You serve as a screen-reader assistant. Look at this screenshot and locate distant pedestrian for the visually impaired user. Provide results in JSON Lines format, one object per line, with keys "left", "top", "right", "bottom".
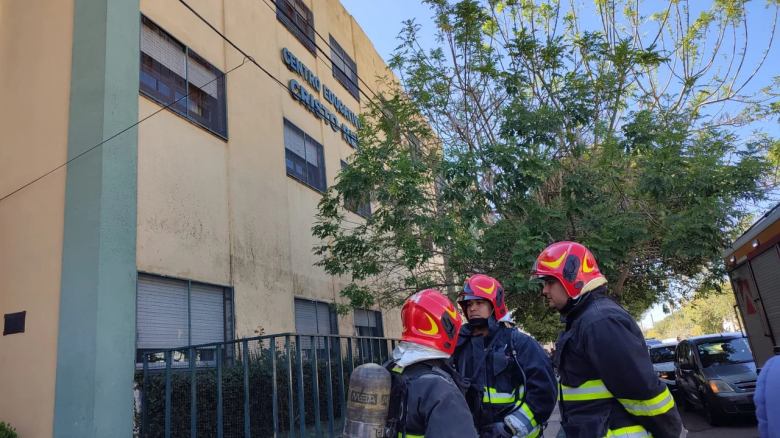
{"left": 756, "top": 355, "right": 780, "bottom": 438}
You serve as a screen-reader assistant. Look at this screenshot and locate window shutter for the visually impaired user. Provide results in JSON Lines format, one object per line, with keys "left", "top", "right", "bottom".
{"left": 294, "top": 299, "right": 319, "bottom": 335}
{"left": 305, "top": 137, "right": 320, "bottom": 165}
{"left": 316, "top": 303, "right": 334, "bottom": 335}
{"left": 141, "top": 19, "right": 186, "bottom": 78}
{"left": 284, "top": 120, "right": 306, "bottom": 158}
{"left": 136, "top": 274, "right": 189, "bottom": 350}
{"left": 190, "top": 282, "right": 225, "bottom": 346}
{"left": 187, "top": 53, "right": 219, "bottom": 99}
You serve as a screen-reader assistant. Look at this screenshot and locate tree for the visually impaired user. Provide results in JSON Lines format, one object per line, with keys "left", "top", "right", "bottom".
{"left": 313, "top": 0, "right": 779, "bottom": 341}
{"left": 648, "top": 287, "right": 739, "bottom": 340}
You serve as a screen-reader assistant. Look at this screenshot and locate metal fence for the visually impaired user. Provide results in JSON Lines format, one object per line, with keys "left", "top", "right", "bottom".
{"left": 136, "top": 333, "right": 399, "bottom": 438}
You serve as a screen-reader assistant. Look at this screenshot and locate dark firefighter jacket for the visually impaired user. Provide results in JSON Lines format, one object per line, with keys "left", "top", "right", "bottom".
{"left": 453, "top": 319, "right": 558, "bottom": 438}
{"left": 391, "top": 359, "right": 478, "bottom": 438}
{"left": 553, "top": 286, "right": 686, "bottom": 438}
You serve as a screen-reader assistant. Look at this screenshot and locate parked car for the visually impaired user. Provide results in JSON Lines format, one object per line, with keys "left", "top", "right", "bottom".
{"left": 674, "top": 333, "right": 757, "bottom": 426}
{"left": 645, "top": 337, "right": 662, "bottom": 347}
{"left": 649, "top": 341, "right": 678, "bottom": 393}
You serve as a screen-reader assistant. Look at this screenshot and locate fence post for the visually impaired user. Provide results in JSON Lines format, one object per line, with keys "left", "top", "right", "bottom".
{"left": 217, "top": 346, "right": 224, "bottom": 438}
{"left": 271, "top": 337, "right": 279, "bottom": 437}
{"left": 165, "top": 351, "right": 172, "bottom": 438}
{"left": 325, "top": 336, "right": 335, "bottom": 437}
{"left": 190, "top": 347, "right": 197, "bottom": 438}
{"left": 347, "top": 337, "right": 354, "bottom": 374}
{"left": 142, "top": 354, "right": 148, "bottom": 438}
{"left": 286, "top": 336, "right": 294, "bottom": 435}
{"left": 311, "top": 336, "right": 321, "bottom": 437}
{"left": 296, "top": 335, "right": 306, "bottom": 436}
{"left": 243, "top": 340, "right": 251, "bottom": 438}
{"left": 337, "top": 338, "right": 346, "bottom": 425}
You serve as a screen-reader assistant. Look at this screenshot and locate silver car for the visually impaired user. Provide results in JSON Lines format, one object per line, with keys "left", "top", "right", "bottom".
{"left": 650, "top": 341, "right": 679, "bottom": 393}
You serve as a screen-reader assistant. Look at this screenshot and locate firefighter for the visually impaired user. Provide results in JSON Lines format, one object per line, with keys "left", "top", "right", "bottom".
{"left": 453, "top": 274, "right": 558, "bottom": 438}
{"left": 386, "top": 289, "right": 478, "bottom": 438}
{"left": 531, "top": 241, "right": 686, "bottom": 438}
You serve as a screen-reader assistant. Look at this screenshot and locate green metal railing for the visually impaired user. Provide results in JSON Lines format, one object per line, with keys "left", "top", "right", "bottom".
{"left": 136, "top": 333, "right": 398, "bottom": 437}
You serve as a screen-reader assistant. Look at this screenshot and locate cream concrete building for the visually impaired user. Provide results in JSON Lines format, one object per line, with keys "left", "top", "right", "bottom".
{"left": 0, "top": 0, "right": 401, "bottom": 436}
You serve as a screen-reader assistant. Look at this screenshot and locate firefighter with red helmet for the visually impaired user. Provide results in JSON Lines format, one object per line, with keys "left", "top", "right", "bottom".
{"left": 385, "top": 289, "right": 478, "bottom": 438}
{"left": 531, "top": 242, "right": 686, "bottom": 438}
{"left": 453, "top": 275, "right": 558, "bottom": 438}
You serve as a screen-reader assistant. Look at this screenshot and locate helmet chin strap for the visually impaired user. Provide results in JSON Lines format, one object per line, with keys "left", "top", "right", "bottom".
{"left": 468, "top": 309, "right": 495, "bottom": 327}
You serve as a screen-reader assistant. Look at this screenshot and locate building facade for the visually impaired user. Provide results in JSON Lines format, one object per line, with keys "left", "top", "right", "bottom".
{"left": 0, "top": 0, "right": 400, "bottom": 436}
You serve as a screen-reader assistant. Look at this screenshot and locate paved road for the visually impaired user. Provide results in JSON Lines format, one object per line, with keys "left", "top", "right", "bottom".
{"left": 680, "top": 409, "right": 758, "bottom": 438}
{"left": 542, "top": 404, "right": 758, "bottom": 437}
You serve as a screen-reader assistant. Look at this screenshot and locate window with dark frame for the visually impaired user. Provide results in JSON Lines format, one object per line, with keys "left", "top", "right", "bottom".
{"left": 284, "top": 119, "right": 327, "bottom": 192}
{"left": 329, "top": 34, "right": 360, "bottom": 101}
{"left": 140, "top": 16, "right": 228, "bottom": 139}
{"left": 340, "top": 161, "right": 371, "bottom": 218}
{"left": 135, "top": 273, "right": 234, "bottom": 368}
{"left": 276, "top": 0, "right": 316, "bottom": 54}
{"left": 294, "top": 298, "right": 339, "bottom": 361}
{"left": 354, "top": 308, "right": 387, "bottom": 363}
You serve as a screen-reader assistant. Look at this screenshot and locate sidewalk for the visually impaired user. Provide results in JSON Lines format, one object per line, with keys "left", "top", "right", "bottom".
{"left": 543, "top": 403, "right": 561, "bottom": 437}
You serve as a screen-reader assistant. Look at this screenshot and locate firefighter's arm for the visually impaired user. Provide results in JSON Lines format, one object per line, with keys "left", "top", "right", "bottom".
{"left": 584, "top": 318, "right": 686, "bottom": 438}
{"left": 504, "top": 332, "right": 558, "bottom": 437}
{"left": 422, "top": 377, "right": 478, "bottom": 438}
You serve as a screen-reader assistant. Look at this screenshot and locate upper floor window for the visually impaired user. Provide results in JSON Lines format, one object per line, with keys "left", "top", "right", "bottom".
{"left": 284, "top": 119, "right": 326, "bottom": 192}
{"left": 330, "top": 35, "right": 359, "bottom": 101}
{"left": 140, "top": 16, "right": 228, "bottom": 139}
{"left": 276, "top": 0, "right": 316, "bottom": 54}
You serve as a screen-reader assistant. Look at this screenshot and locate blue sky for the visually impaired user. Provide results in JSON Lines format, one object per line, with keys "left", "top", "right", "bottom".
{"left": 341, "top": 0, "right": 780, "bottom": 330}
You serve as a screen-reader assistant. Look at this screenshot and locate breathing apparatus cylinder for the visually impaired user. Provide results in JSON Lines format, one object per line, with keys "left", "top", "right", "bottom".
{"left": 343, "top": 363, "right": 392, "bottom": 438}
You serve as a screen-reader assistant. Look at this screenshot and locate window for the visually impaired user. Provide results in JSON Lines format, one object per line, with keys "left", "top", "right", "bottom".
{"left": 696, "top": 338, "right": 753, "bottom": 368}
{"left": 294, "top": 298, "right": 338, "bottom": 360}
{"left": 135, "top": 274, "right": 234, "bottom": 367}
{"left": 649, "top": 346, "right": 677, "bottom": 364}
{"left": 329, "top": 35, "right": 359, "bottom": 101}
{"left": 140, "top": 16, "right": 228, "bottom": 139}
{"left": 354, "top": 308, "right": 387, "bottom": 363}
{"left": 276, "top": 0, "right": 316, "bottom": 54}
{"left": 285, "top": 119, "right": 326, "bottom": 192}
{"left": 340, "top": 161, "right": 371, "bottom": 218}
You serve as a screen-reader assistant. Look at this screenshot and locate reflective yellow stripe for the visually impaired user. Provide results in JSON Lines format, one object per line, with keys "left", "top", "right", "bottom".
{"left": 398, "top": 434, "right": 424, "bottom": 438}
{"left": 483, "top": 386, "right": 524, "bottom": 404}
{"left": 516, "top": 401, "right": 537, "bottom": 427}
{"left": 560, "top": 379, "right": 613, "bottom": 401}
{"left": 604, "top": 425, "right": 651, "bottom": 437}
{"left": 392, "top": 367, "right": 403, "bottom": 374}
{"left": 525, "top": 426, "right": 541, "bottom": 438}
{"left": 618, "top": 387, "right": 675, "bottom": 417}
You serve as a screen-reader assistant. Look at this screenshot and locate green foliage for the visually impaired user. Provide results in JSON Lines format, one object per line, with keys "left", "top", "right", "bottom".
{"left": 0, "top": 422, "right": 18, "bottom": 438}
{"left": 646, "top": 286, "right": 740, "bottom": 340}
{"left": 313, "top": 0, "right": 779, "bottom": 342}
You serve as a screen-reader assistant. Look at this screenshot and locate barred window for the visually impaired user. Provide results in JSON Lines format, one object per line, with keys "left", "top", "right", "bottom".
{"left": 140, "top": 16, "right": 228, "bottom": 138}
{"left": 285, "top": 119, "right": 326, "bottom": 192}
{"left": 276, "top": 0, "right": 316, "bottom": 54}
{"left": 330, "top": 34, "right": 359, "bottom": 101}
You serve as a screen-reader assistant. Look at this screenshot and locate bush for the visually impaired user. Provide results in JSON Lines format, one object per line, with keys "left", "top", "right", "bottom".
{"left": 0, "top": 422, "right": 18, "bottom": 438}
{"left": 134, "top": 345, "right": 375, "bottom": 438}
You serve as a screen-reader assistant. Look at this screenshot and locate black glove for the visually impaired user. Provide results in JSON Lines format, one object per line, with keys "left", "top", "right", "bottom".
{"left": 480, "top": 422, "right": 514, "bottom": 438}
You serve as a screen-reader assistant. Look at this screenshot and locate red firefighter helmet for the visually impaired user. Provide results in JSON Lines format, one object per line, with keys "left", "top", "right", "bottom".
{"left": 530, "top": 241, "right": 605, "bottom": 299}
{"left": 401, "top": 289, "right": 462, "bottom": 355}
{"left": 456, "top": 274, "right": 508, "bottom": 320}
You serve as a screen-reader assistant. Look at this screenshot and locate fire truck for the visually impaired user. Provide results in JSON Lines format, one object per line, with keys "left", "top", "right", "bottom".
{"left": 724, "top": 203, "right": 780, "bottom": 369}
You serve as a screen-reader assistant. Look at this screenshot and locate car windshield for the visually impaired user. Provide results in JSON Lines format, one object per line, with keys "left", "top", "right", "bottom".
{"left": 696, "top": 338, "right": 753, "bottom": 368}
{"left": 650, "top": 346, "right": 676, "bottom": 364}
